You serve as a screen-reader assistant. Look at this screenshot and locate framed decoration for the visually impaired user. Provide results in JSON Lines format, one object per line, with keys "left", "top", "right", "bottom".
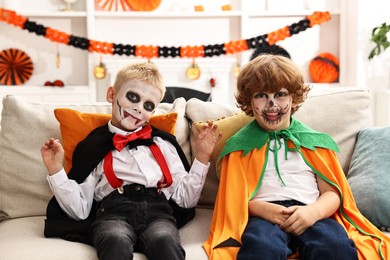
{"left": 0, "top": 48, "right": 34, "bottom": 85}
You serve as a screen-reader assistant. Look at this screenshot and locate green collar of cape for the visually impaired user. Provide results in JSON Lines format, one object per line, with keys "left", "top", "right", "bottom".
{"left": 219, "top": 118, "right": 339, "bottom": 159}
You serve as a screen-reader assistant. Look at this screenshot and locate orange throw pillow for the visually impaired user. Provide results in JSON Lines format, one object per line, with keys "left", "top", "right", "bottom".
{"left": 54, "top": 108, "right": 178, "bottom": 173}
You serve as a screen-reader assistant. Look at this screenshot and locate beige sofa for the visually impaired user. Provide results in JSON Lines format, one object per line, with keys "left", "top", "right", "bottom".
{"left": 0, "top": 87, "right": 389, "bottom": 260}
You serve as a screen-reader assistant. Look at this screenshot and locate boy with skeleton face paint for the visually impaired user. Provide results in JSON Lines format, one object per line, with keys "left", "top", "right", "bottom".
{"left": 204, "top": 55, "right": 390, "bottom": 259}
{"left": 41, "top": 62, "right": 222, "bottom": 260}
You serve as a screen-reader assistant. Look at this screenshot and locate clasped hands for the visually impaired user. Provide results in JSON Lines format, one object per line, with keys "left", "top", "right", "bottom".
{"left": 249, "top": 200, "right": 320, "bottom": 236}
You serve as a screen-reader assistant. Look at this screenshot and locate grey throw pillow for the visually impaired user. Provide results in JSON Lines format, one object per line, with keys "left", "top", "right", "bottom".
{"left": 348, "top": 126, "right": 390, "bottom": 230}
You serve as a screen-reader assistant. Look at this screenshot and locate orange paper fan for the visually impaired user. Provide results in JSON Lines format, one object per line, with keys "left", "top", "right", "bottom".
{"left": 95, "top": 0, "right": 132, "bottom": 11}
{"left": 0, "top": 48, "right": 34, "bottom": 85}
{"left": 126, "top": 0, "right": 161, "bottom": 11}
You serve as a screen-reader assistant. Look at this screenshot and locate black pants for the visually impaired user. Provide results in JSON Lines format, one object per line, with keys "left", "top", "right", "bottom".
{"left": 90, "top": 184, "right": 185, "bottom": 260}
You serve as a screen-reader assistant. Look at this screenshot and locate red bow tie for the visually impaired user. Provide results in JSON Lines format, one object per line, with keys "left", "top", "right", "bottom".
{"left": 113, "top": 125, "right": 152, "bottom": 151}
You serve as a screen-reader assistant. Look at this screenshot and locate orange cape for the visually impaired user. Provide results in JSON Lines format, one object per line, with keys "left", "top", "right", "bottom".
{"left": 203, "top": 141, "right": 390, "bottom": 260}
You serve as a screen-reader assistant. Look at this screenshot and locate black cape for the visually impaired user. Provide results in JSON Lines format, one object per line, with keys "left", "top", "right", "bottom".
{"left": 44, "top": 124, "right": 194, "bottom": 245}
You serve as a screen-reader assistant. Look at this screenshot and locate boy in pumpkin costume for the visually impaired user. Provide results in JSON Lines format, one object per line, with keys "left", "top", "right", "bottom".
{"left": 41, "top": 62, "right": 222, "bottom": 260}
{"left": 203, "top": 54, "right": 390, "bottom": 259}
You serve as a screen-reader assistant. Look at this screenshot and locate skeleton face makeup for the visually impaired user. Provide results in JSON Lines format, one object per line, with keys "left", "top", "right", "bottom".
{"left": 251, "top": 88, "right": 295, "bottom": 132}
{"left": 107, "top": 79, "right": 161, "bottom": 131}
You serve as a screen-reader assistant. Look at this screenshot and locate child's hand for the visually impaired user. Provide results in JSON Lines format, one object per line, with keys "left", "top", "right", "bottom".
{"left": 194, "top": 121, "right": 222, "bottom": 165}
{"left": 40, "top": 138, "right": 65, "bottom": 176}
{"left": 248, "top": 200, "right": 290, "bottom": 225}
{"left": 279, "top": 205, "right": 319, "bottom": 236}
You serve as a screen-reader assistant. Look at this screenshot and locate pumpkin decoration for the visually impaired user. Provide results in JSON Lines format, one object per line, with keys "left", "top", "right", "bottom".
{"left": 44, "top": 80, "right": 64, "bottom": 87}
{"left": 94, "top": 55, "right": 106, "bottom": 79}
{"left": 221, "top": 4, "right": 232, "bottom": 11}
{"left": 194, "top": 5, "right": 205, "bottom": 12}
{"left": 0, "top": 48, "right": 34, "bottom": 85}
{"left": 94, "top": 62, "right": 106, "bottom": 79}
{"left": 126, "top": 0, "right": 161, "bottom": 11}
{"left": 309, "top": 52, "right": 339, "bottom": 83}
{"left": 186, "top": 61, "right": 201, "bottom": 80}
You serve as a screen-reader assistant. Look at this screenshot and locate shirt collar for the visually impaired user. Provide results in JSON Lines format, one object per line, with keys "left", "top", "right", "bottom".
{"left": 108, "top": 120, "right": 143, "bottom": 136}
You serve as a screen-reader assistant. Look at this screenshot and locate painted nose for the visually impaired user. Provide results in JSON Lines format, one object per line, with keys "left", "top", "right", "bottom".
{"left": 268, "top": 99, "right": 275, "bottom": 107}
{"left": 132, "top": 104, "right": 142, "bottom": 113}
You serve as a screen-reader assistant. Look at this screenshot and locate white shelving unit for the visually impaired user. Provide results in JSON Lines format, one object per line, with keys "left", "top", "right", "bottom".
{"left": 0, "top": 0, "right": 347, "bottom": 105}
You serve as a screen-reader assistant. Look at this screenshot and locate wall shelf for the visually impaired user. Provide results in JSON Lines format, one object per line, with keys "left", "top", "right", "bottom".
{"left": 247, "top": 10, "right": 341, "bottom": 17}
{"left": 93, "top": 11, "right": 243, "bottom": 18}
{"left": 19, "top": 11, "right": 87, "bottom": 17}
{"left": 0, "top": 85, "right": 92, "bottom": 104}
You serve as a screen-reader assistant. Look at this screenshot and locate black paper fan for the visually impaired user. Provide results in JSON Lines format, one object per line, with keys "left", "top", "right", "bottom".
{"left": 0, "top": 48, "right": 34, "bottom": 85}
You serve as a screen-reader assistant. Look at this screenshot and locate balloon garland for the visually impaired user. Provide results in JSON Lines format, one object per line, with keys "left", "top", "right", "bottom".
{"left": 0, "top": 8, "right": 331, "bottom": 60}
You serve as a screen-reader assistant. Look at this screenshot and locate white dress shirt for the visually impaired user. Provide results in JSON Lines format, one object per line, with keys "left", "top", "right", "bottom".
{"left": 47, "top": 121, "right": 210, "bottom": 220}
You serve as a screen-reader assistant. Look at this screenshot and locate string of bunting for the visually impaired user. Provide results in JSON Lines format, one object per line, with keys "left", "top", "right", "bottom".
{"left": 0, "top": 8, "right": 331, "bottom": 60}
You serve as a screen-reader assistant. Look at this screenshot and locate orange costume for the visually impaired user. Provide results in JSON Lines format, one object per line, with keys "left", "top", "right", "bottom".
{"left": 203, "top": 119, "right": 390, "bottom": 260}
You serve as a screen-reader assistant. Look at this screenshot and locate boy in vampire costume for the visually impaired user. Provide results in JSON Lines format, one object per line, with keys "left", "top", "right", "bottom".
{"left": 203, "top": 55, "right": 390, "bottom": 259}
{"left": 41, "top": 62, "right": 222, "bottom": 260}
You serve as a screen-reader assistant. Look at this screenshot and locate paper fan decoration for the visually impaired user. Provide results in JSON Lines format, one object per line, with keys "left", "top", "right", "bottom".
{"left": 126, "top": 0, "right": 161, "bottom": 11}
{"left": 95, "top": 0, "right": 132, "bottom": 11}
{"left": 0, "top": 48, "right": 34, "bottom": 85}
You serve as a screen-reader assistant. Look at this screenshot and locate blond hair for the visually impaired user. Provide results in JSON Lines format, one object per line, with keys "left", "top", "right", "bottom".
{"left": 236, "top": 54, "right": 310, "bottom": 116}
{"left": 113, "top": 62, "right": 166, "bottom": 101}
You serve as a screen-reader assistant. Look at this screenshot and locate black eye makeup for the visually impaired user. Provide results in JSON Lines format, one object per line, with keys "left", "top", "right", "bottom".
{"left": 144, "top": 102, "right": 155, "bottom": 112}
{"left": 254, "top": 92, "right": 268, "bottom": 99}
{"left": 125, "top": 90, "right": 155, "bottom": 112}
{"left": 275, "top": 91, "right": 289, "bottom": 98}
{"left": 126, "top": 91, "right": 140, "bottom": 103}
{"left": 253, "top": 91, "right": 289, "bottom": 100}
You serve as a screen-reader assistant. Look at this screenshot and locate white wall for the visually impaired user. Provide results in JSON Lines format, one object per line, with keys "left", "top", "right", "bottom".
{"left": 355, "top": 0, "right": 390, "bottom": 89}
{"left": 351, "top": 0, "right": 390, "bottom": 125}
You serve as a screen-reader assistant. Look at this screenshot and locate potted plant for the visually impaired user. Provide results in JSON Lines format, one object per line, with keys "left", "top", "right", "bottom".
{"left": 368, "top": 22, "right": 390, "bottom": 60}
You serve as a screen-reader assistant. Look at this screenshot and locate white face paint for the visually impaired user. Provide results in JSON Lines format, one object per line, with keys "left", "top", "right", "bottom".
{"left": 251, "top": 88, "right": 295, "bottom": 132}
{"left": 107, "top": 79, "right": 161, "bottom": 131}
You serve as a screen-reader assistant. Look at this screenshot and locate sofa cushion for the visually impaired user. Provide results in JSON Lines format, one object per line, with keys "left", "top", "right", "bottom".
{"left": 0, "top": 95, "right": 188, "bottom": 221}
{"left": 186, "top": 87, "right": 372, "bottom": 208}
{"left": 158, "top": 98, "right": 191, "bottom": 163}
{"left": 0, "top": 217, "right": 99, "bottom": 259}
{"left": 54, "top": 108, "right": 178, "bottom": 173}
{"left": 294, "top": 87, "right": 372, "bottom": 174}
{"left": 0, "top": 208, "right": 212, "bottom": 260}
{"left": 347, "top": 126, "right": 390, "bottom": 229}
